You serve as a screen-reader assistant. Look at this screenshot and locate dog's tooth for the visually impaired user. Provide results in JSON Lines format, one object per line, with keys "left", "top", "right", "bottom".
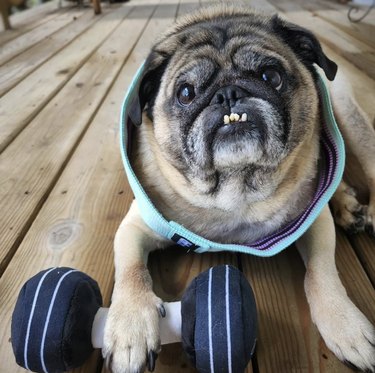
{"left": 224, "top": 115, "right": 230, "bottom": 124}
{"left": 241, "top": 113, "right": 247, "bottom": 122}
{"left": 229, "top": 113, "right": 235, "bottom": 122}
{"left": 234, "top": 113, "right": 240, "bottom": 122}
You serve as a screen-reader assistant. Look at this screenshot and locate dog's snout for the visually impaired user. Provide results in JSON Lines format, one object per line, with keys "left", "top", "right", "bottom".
{"left": 210, "top": 85, "right": 248, "bottom": 107}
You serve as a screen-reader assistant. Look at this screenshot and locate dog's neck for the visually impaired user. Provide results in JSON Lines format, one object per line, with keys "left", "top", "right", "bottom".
{"left": 132, "top": 115, "right": 320, "bottom": 244}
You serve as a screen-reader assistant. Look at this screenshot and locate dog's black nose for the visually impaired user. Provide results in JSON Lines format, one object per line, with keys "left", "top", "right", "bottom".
{"left": 210, "top": 85, "right": 248, "bottom": 107}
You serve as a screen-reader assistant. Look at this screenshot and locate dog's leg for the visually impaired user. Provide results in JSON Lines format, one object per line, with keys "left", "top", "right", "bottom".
{"left": 330, "top": 74, "right": 375, "bottom": 235}
{"left": 103, "top": 200, "right": 170, "bottom": 373}
{"left": 297, "top": 205, "right": 375, "bottom": 371}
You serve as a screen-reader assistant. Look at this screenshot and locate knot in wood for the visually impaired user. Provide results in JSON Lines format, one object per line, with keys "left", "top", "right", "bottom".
{"left": 48, "top": 220, "right": 82, "bottom": 250}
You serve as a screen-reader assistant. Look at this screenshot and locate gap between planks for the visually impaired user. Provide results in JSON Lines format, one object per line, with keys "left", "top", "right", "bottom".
{"left": 0, "top": 8, "right": 106, "bottom": 98}
{"left": 0, "top": 4, "right": 131, "bottom": 153}
{"left": 267, "top": 0, "right": 375, "bottom": 80}
{"left": 0, "top": 7, "right": 88, "bottom": 66}
{"left": 0, "top": 0, "right": 374, "bottom": 372}
{"left": 0, "top": 0, "right": 60, "bottom": 43}
{"left": 0, "top": 1, "right": 177, "bottom": 372}
{"left": 0, "top": 3, "right": 150, "bottom": 273}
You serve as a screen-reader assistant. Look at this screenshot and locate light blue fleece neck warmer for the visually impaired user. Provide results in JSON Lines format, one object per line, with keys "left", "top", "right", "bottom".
{"left": 120, "top": 63, "right": 345, "bottom": 257}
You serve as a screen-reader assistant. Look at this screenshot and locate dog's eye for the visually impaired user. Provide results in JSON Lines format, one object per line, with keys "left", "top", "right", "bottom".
{"left": 261, "top": 69, "right": 282, "bottom": 90}
{"left": 177, "top": 83, "right": 196, "bottom": 106}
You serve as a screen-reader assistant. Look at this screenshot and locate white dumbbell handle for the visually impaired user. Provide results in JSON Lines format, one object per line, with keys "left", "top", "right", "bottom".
{"left": 91, "top": 302, "right": 182, "bottom": 349}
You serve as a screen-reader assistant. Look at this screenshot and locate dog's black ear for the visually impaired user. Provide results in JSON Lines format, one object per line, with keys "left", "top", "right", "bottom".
{"left": 271, "top": 15, "right": 337, "bottom": 81}
{"left": 128, "top": 50, "right": 171, "bottom": 126}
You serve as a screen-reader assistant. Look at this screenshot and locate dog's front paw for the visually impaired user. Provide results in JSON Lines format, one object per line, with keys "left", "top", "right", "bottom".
{"left": 313, "top": 297, "right": 375, "bottom": 372}
{"left": 331, "top": 184, "right": 366, "bottom": 234}
{"left": 103, "top": 291, "right": 165, "bottom": 373}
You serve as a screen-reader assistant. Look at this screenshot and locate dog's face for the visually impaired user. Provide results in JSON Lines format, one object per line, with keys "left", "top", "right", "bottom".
{"left": 129, "top": 5, "right": 337, "bottom": 205}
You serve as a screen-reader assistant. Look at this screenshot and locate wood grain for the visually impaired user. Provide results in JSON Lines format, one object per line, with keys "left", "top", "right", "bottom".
{"left": 335, "top": 230, "right": 375, "bottom": 324}
{"left": 0, "top": 0, "right": 59, "bottom": 37}
{"left": 0, "top": 4, "right": 159, "bottom": 371}
{"left": 0, "top": 7, "right": 86, "bottom": 66}
{"left": 346, "top": 232, "right": 375, "bottom": 287}
{"left": 268, "top": 0, "right": 375, "bottom": 79}
{"left": 241, "top": 249, "right": 356, "bottom": 373}
{"left": 0, "top": 0, "right": 373, "bottom": 372}
{"left": 0, "top": 3, "right": 147, "bottom": 273}
{"left": 293, "top": 0, "right": 375, "bottom": 49}
{"left": 0, "top": 9, "right": 104, "bottom": 97}
{"left": 314, "top": 10, "right": 374, "bottom": 49}
{"left": 0, "top": 5, "right": 132, "bottom": 153}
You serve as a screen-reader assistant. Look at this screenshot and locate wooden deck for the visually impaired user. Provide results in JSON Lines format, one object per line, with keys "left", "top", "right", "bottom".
{"left": 0, "top": 0, "right": 374, "bottom": 372}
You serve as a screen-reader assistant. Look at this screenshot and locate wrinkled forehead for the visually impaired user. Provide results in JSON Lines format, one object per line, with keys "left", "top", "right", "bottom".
{"left": 175, "top": 16, "right": 274, "bottom": 49}
{"left": 164, "top": 17, "right": 294, "bottom": 84}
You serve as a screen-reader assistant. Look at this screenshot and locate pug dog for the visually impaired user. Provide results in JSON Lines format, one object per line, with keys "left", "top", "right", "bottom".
{"left": 103, "top": 4, "right": 375, "bottom": 373}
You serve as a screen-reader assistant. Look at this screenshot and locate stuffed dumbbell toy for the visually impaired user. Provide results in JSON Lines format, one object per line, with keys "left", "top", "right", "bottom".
{"left": 11, "top": 265, "right": 257, "bottom": 373}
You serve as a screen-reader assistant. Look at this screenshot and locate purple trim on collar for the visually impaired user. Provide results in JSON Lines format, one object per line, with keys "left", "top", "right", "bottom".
{"left": 248, "top": 120, "right": 338, "bottom": 251}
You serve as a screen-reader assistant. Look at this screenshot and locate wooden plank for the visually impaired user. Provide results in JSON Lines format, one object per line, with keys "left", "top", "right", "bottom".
{"left": 314, "top": 9, "right": 374, "bottom": 49}
{"left": 241, "top": 249, "right": 358, "bottom": 372}
{"left": 322, "top": 44, "right": 375, "bottom": 118}
{"left": 291, "top": 0, "right": 341, "bottom": 12}
{"left": 0, "top": 10, "right": 62, "bottom": 46}
{"left": 0, "top": 7, "right": 87, "bottom": 66}
{"left": 0, "top": 2, "right": 113, "bottom": 47}
{"left": 318, "top": 0, "right": 375, "bottom": 23}
{"left": 293, "top": 0, "right": 375, "bottom": 49}
{"left": 0, "top": 5, "right": 130, "bottom": 153}
{"left": 242, "top": 250, "right": 315, "bottom": 372}
{"left": 248, "top": 0, "right": 278, "bottom": 13}
{"left": 0, "top": 10, "right": 104, "bottom": 97}
{"left": 348, "top": 233, "right": 375, "bottom": 286}
{"left": 177, "top": 0, "right": 200, "bottom": 17}
{"left": 0, "top": 3, "right": 159, "bottom": 371}
{"left": 336, "top": 230, "right": 375, "bottom": 322}
{"left": 267, "top": 0, "right": 375, "bottom": 79}
{"left": 198, "top": 0, "right": 215, "bottom": 7}
{"left": 0, "top": 3, "right": 149, "bottom": 274}
{"left": 0, "top": 0, "right": 59, "bottom": 34}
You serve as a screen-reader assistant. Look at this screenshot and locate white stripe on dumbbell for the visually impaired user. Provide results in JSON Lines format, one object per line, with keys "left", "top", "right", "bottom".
{"left": 24, "top": 267, "right": 56, "bottom": 371}
{"left": 40, "top": 269, "right": 78, "bottom": 373}
{"left": 225, "top": 265, "right": 232, "bottom": 373}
